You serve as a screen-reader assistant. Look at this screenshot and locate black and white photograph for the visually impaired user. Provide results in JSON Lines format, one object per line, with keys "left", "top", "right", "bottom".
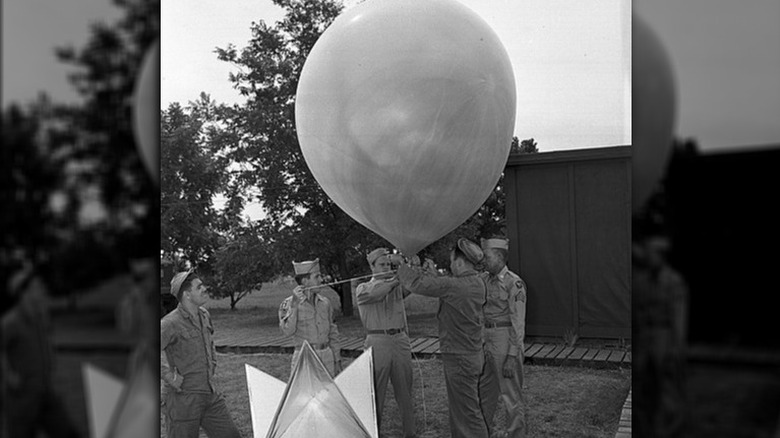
{"left": 160, "top": 0, "right": 630, "bottom": 437}
{"left": 4, "top": 0, "right": 780, "bottom": 437}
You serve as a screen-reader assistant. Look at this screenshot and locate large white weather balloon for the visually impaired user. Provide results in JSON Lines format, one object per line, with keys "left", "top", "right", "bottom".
{"left": 132, "top": 39, "right": 160, "bottom": 185}
{"left": 632, "top": 15, "right": 677, "bottom": 212}
{"left": 296, "top": 0, "right": 516, "bottom": 255}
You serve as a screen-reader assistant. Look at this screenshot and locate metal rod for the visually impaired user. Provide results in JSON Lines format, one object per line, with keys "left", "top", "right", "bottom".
{"left": 302, "top": 270, "right": 398, "bottom": 290}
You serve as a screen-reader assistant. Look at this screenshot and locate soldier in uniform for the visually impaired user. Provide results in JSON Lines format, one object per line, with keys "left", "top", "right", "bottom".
{"left": 633, "top": 235, "right": 688, "bottom": 438}
{"left": 356, "top": 248, "right": 416, "bottom": 438}
{"left": 279, "top": 258, "right": 342, "bottom": 375}
{"left": 161, "top": 270, "right": 243, "bottom": 438}
{"left": 1, "top": 264, "right": 79, "bottom": 438}
{"left": 392, "top": 238, "right": 492, "bottom": 438}
{"left": 480, "top": 237, "right": 528, "bottom": 438}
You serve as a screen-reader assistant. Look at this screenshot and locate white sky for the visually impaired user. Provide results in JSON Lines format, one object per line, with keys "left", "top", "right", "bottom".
{"left": 2, "top": 0, "right": 123, "bottom": 106}
{"left": 5, "top": 0, "right": 777, "bottom": 222}
{"left": 161, "top": 0, "right": 631, "bottom": 152}
{"left": 634, "top": 0, "right": 780, "bottom": 151}
{"left": 5, "top": 0, "right": 776, "bottom": 153}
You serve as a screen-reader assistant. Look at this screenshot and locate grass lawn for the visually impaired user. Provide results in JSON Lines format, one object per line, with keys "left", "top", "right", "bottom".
{"left": 182, "top": 279, "right": 631, "bottom": 437}
{"left": 157, "top": 352, "right": 629, "bottom": 438}
{"left": 682, "top": 362, "right": 780, "bottom": 437}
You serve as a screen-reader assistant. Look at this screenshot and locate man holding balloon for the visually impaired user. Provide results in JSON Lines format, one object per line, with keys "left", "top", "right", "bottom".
{"left": 391, "top": 238, "right": 493, "bottom": 438}
{"left": 356, "top": 247, "right": 417, "bottom": 438}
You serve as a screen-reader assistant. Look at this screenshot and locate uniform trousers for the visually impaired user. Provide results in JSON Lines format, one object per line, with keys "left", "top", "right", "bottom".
{"left": 3, "top": 387, "right": 79, "bottom": 438}
{"left": 440, "top": 351, "right": 493, "bottom": 438}
{"left": 482, "top": 327, "right": 527, "bottom": 438}
{"left": 365, "top": 332, "right": 416, "bottom": 437}
{"left": 634, "top": 328, "right": 686, "bottom": 438}
{"left": 164, "top": 390, "right": 242, "bottom": 438}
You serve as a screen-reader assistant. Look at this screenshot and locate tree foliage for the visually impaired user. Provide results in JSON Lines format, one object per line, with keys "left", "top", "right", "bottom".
{"left": 513, "top": 137, "right": 539, "bottom": 154}
{"left": 161, "top": 96, "right": 230, "bottom": 268}
{"left": 54, "top": 0, "right": 159, "bottom": 241}
{"left": 209, "top": 221, "right": 282, "bottom": 309}
{"left": 214, "top": 0, "right": 390, "bottom": 289}
{"left": 1, "top": 102, "right": 62, "bottom": 305}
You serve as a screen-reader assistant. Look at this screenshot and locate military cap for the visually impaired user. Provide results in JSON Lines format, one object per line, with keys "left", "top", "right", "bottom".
{"left": 457, "top": 238, "right": 484, "bottom": 265}
{"left": 367, "top": 248, "right": 390, "bottom": 266}
{"left": 170, "top": 269, "right": 194, "bottom": 297}
{"left": 293, "top": 258, "right": 320, "bottom": 275}
{"left": 481, "top": 237, "right": 509, "bottom": 250}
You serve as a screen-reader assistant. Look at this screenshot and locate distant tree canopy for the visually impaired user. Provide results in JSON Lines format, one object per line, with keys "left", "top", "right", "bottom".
{"left": 1, "top": 103, "right": 61, "bottom": 304}
{"left": 512, "top": 137, "right": 539, "bottom": 154}
{"left": 1, "top": 0, "right": 159, "bottom": 305}
{"left": 161, "top": 96, "right": 230, "bottom": 269}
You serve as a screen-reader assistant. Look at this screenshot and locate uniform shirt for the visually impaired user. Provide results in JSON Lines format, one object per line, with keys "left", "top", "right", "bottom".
{"left": 482, "top": 266, "right": 527, "bottom": 356}
{"left": 397, "top": 264, "right": 485, "bottom": 354}
{"left": 279, "top": 293, "right": 340, "bottom": 352}
{"left": 160, "top": 304, "right": 217, "bottom": 393}
{"left": 1, "top": 305, "right": 53, "bottom": 394}
{"left": 356, "top": 277, "right": 409, "bottom": 331}
{"left": 634, "top": 264, "right": 687, "bottom": 338}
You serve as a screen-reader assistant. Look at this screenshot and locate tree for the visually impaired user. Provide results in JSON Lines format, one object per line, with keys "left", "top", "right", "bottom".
{"left": 161, "top": 97, "right": 230, "bottom": 268}
{"left": 516, "top": 137, "right": 539, "bottom": 154}
{"left": 54, "top": 0, "right": 160, "bottom": 251}
{"left": 1, "top": 102, "right": 63, "bottom": 307}
{"left": 209, "top": 221, "right": 282, "bottom": 310}
{"left": 215, "top": 0, "right": 390, "bottom": 315}
{"left": 2, "top": 0, "right": 160, "bottom": 309}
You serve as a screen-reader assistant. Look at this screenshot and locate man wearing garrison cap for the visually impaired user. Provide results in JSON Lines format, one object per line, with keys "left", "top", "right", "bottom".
{"left": 2, "top": 263, "right": 80, "bottom": 438}
{"left": 279, "top": 258, "right": 342, "bottom": 375}
{"left": 391, "top": 238, "right": 493, "bottom": 438}
{"left": 479, "top": 237, "right": 528, "bottom": 438}
{"left": 356, "top": 248, "right": 416, "bottom": 438}
{"left": 160, "top": 270, "right": 242, "bottom": 438}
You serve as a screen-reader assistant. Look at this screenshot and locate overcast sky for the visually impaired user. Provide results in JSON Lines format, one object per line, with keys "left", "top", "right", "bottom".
{"left": 2, "top": 0, "right": 123, "bottom": 106}
{"left": 634, "top": 0, "right": 780, "bottom": 151}
{"left": 5, "top": 0, "right": 777, "bottom": 153}
{"left": 161, "top": 0, "right": 631, "bottom": 152}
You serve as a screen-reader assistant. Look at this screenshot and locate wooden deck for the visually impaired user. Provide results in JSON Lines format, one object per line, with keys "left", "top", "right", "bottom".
{"left": 214, "top": 331, "right": 631, "bottom": 368}
{"left": 614, "top": 389, "right": 632, "bottom": 437}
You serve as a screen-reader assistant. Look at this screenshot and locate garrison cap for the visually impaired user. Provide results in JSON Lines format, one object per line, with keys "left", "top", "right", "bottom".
{"left": 293, "top": 258, "right": 320, "bottom": 275}
{"left": 170, "top": 269, "right": 194, "bottom": 297}
{"left": 457, "top": 238, "right": 484, "bottom": 265}
{"left": 367, "top": 248, "right": 390, "bottom": 266}
{"left": 481, "top": 237, "right": 509, "bottom": 251}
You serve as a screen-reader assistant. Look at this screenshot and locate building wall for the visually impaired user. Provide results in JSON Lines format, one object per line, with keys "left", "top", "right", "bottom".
{"left": 505, "top": 146, "right": 631, "bottom": 339}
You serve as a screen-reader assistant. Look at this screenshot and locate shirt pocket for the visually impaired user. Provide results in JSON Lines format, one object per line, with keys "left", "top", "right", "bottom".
{"left": 297, "top": 305, "right": 316, "bottom": 321}
{"left": 296, "top": 305, "right": 317, "bottom": 335}
{"left": 497, "top": 286, "right": 510, "bottom": 302}
{"left": 174, "top": 329, "right": 202, "bottom": 369}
